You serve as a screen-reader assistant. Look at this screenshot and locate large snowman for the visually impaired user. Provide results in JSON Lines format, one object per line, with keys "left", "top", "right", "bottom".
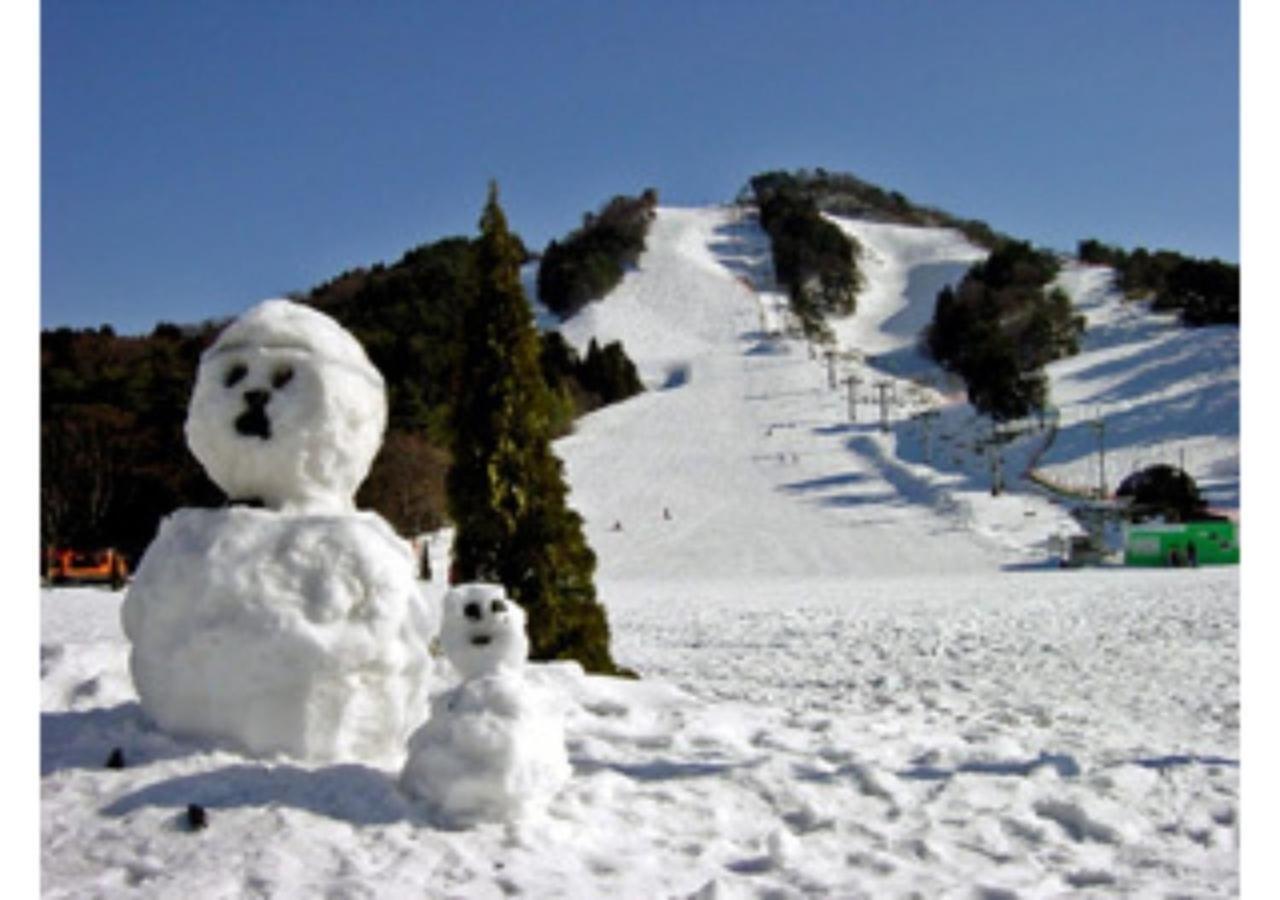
{"left": 122, "top": 299, "right": 438, "bottom": 764}
{"left": 400, "top": 584, "right": 570, "bottom": 825}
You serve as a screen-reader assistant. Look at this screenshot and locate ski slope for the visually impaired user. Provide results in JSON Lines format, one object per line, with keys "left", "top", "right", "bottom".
{"left": 1037, "top": 264, "right": 1240, "bottom": 510}
{"left": 554, "top": 207, "right": 1040, "bottom": 580}
{"left": 825, "top": 215, "right": 1240, "bottom": 516}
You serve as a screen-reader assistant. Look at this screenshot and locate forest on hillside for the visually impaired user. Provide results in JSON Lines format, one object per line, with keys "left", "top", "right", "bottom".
{"left": 1077, "top": 238, "right": 1238, "bottom": 326}
{"left": 537, "top": 189, "right": 659, "bottom": 319}
{"left": 747, "top": 173, "right": 864, "bottom": 343}
{"left": 743, "top": 169, "right": 1009, "bottom": 251}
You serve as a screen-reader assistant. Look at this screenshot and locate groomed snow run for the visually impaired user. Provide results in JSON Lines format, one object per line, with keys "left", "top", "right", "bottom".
{"left": 41, "top": 206, "right": 1240, "bottom": 896}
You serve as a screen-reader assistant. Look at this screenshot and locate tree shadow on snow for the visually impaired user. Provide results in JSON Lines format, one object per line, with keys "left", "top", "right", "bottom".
{"left": 780, "top": 472, "right": 872, "bottom": 493}
{"left": 811, "top": 423, "right": 861, "bottom": 437}
{"left": 840, "top": 435, "right": 964, "bottom": 508}
{"left": 862, "top": 343, "right": 939, "bottom": 382}
{"left": 744, "top": 338, "right": 792, "bottom": 357}
{"left": 804, "top": 492, "right": 900, "bottom": 511}
{"left": 707, "top": 219, "right": 773, "bottom": 286}
{"left": 1043, "top": 383, "right": 1239, "bottom": 470}
{"left": 1066, "top": 325, "right": 1236, "bottom": 399}
{"left": 1000, "top": 560, "right": 1074, "bottom": 573}
{"left": 1073, "top": 308, "right": 1174, "bottom": 356}
{"left": 100, "top": 762, "right": 419, "bottom": 827}
{"left": 706, "top": 241, "right": 764, "bottom": 283}
{"left": 40, "top": 703, "right": 204, "bottom": 776}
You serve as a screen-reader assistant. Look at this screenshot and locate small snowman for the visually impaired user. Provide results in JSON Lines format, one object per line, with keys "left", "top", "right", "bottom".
{"left": 400, "top": 584, "right": 570, "bottom": 826}
{"left": 121, "top": 299, "right": 438, "bottom": 764}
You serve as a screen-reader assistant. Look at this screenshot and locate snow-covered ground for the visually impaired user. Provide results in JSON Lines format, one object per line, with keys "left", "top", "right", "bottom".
{"left": 41, "top": 570, "right": 1239, "bottom": 897}
{"left": 41, "top": 206, "right": 1241, "bottom": 896}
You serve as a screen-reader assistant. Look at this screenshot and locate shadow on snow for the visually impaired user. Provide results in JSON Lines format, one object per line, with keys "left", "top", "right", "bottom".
{"left": 41, "top": 704, "right": 202, "bottom": 776}
{"left": 100, "top": 762, "right": 418, "bottom": 827}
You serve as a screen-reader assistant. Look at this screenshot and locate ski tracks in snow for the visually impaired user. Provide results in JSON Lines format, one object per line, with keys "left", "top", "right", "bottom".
{"left": 595, "top": 571, "right": 1238, "bottom": 896}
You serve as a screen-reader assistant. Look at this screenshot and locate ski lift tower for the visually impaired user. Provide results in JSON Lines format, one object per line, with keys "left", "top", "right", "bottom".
{"left": 873, "top": 380, "right": 895, "bottom": 433}
{"left": 843, "top": 374, "right": 862, "bottom": 423}
{"left": 1089, "top": 413, "right": 1107, "bottom": 498}
{"left": 918, "top": 407, "right": 940, "bottom": 463}
{"left": 987, "top": 434, "right": 1004, "bottom": 496}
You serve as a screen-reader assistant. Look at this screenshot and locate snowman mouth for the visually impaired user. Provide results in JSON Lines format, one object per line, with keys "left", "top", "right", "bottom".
{"left": 471, "top": 635, "right": 492, "bottom": 647}
{"left": 235, "top": 406, "right": 272, "bottom": 440}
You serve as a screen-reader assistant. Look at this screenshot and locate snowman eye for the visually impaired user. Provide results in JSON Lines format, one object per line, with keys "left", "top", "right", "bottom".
{"left": 272, "top": 366, "right": 294, "bottom": 389}
{"left": 463, "top": 602, "right": 482, "bottom": 621}
{"left": 224, "top": 363, "right": 248, "bottom": 388}
{"left": 491, "top": 599, "right": 507, "bottom": 614}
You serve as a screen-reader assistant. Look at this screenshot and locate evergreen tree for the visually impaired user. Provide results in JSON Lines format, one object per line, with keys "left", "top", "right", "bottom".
{"left": 536, "top": 189, "right": 658, "bottom": 319}
{"left": 749, "top": 177, "right": 863, "bottom": 342}
{"left": 580, "top": 338, "right": 645, "bottom": 406}
{"left": 446, "top": 184, "right": 624, "bottom": 675}
{"left": 925, "top": 241, "right": 1081, "bottom": 422}
{"left": 1117, "top": 464, "right": 1212, "bottom": 523}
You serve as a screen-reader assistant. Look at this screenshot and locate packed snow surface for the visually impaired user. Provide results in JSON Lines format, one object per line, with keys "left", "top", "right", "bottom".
{"left": 42, "top": 207, "right": 1239, "bottom": 895}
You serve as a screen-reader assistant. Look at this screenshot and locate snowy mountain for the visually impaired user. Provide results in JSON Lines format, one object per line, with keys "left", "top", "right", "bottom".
{"left": 41, "top": 205, "right": 1240, "bottom": 896}
{"left": 553, "top": 206, "right": 1238, "bottom": 574}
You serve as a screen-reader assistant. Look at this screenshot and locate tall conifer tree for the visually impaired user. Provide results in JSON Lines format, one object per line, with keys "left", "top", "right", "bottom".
{"left": 446, "top": 183, "right": 623, "bottom": 675}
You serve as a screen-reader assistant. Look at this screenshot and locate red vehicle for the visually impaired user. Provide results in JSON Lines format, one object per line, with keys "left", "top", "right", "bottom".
{"left": 45, "top": 547, "right": 129, "bottom": 590}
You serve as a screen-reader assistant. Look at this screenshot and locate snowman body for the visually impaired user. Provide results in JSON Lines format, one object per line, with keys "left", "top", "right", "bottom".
{"left": 400, "top": 585, "right": 570, "bottom": 825}
{"left": 122, "top": 299, "right": 438, "bottom": 763}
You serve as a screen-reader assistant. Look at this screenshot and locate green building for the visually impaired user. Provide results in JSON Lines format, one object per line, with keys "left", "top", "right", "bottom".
{"left": 1124, "top": 521, "right": 1240, "bottom": 567}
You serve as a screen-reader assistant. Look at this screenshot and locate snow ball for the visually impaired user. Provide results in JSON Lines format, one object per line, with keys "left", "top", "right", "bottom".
{"left": 122, "top": 507, "right": 439, "bottom": 764}
{"left": 186, "top": 298, "right": 387, "bottom": 513}
{"left": 399, "top": 669, "right": 570, "bottom": 826}
{"left": 440, "top": 584, "right": 530, "bottom": 679}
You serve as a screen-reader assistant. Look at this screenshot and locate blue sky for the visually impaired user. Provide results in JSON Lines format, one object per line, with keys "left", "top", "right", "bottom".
{"left": 41, "top": 1, "right": 1239, "bottom": 335}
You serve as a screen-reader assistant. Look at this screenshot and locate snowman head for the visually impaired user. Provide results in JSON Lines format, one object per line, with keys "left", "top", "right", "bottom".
{"left": 185, "top": 299, "right": 386, "bottom": 513}
{"left": 441, "top": 584, "right": 529, "bottom": 679}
